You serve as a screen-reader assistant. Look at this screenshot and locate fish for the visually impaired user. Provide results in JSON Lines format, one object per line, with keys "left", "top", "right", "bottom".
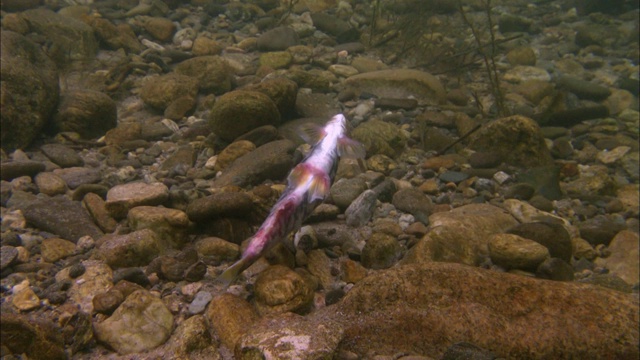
{"left": 217, "top": 113, "right": 365, "bottom": 286}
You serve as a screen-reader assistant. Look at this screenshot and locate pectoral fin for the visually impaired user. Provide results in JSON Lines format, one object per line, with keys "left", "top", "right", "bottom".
{"left": 297, "top": 123, "right": 327, "bottom": 145}
{"left": 337, "top": 137, "right": 366, "bottom": 159}
{"left": 307, "top": 173, "right": 330, "bottom": 202}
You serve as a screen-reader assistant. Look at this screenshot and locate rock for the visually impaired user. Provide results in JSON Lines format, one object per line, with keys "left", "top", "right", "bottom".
{"left": 140, "top": 73, "right": 199, "bottom": 110}
{"left": 502, "top": 199, "right": 576, "bottom": 237}
{"left": 82, "top": 192, "right": 118, "bottom": 233}
{"left": 306, "top": 249, "right": 334, "bottom": 290}
{"left": 143, "top": 17, "right": 175, "bottom": 42}
{"left": 236, "top": 125, "right": 280, "bottom": 147}
{"left": 128, "top": 206, "right": 190, "bottom": 249}
{"left": 105, "top": 182, "right": 169, "bottom": 219}
{"left": 21, "top": 8, "right": 98, "bottom": 65}
{"left": 254, "top": 265, "right": 314, "bottom": 316}
{"left": 577, "top": 215, "right": 627, "bottom": 246}
{"left": 174, "top": 55, "right": 233, "bottom": 94}
{"left": 40, "top": 237, "right": 76, "bottom": 263}
{"left": 331, "top": 262, "right": 638, "bottom": 358}
{"left": 366, "top": 154, "right": 397, "bottom": 175}
{"left": 563, "top": 164, "right": 616, "bottom": 196}
{"left": 237, "top": 312, "right": 344, "bottom": 359}
{"left": 350, "top": 56, "right": 389, "bottom": 73}
{"left": 506, "top": 46, "right": 536, "bottom": 66}
{"left": 617, "top": 184, "right": 639, "bottom": 216}
{"left": 187, "top": 191, "right": 254, "bottom": 223}
{"left": 12, "top": 286, "right": 41, "bottom": 311}
{"left": 57, "top": 259, "right": 113, "bottom": 313}
{"left": 513, "top": 79, "right": 554, "bottom": 105}
{"left": 93, "top": 288, "right": 124, "bottom": 315}
{"left": 361, "top": 233, "right": 403, "bottom": 269}
{"left": 259, "top": 50, "right": 293, "bottom": 69}
{"left": 0, "top": 313, "right": 66, "bottom": 360}
{"left": 341, "top": 258, "right": 368, "bottom": 283}
{"left": 403, "top": 204, "right": 518, "bottom": 266}
{"left": 34, "top": 172, "right": 68, "bottom": 196}
{"left": 503, "top": 66, "right": 551, "bottom": 83}
{"left": 209, "top": 90, "right": 281, "bottom": 142}
{"left": 442, "top": 342, "right": 498, "bottom": 360}
{"left": 595, "top": 230, "right": 639, "bottom": 285}
{"left": 488, "top": 233, "right": 550, "bottom": 271}
{"left": 52, "top": 167, "right": 102, "bottom": 189}
{"left": 1, "top": 31, "right": 59, "bottom": 151}
{"left": 87, "top": 17, "right": 142, "bottom": 53}
{"left": 206, "top": 293, "right": 259, "bottom": 350}
{"left": 243, "top": 77, "right": 298, "bottom": 120}
{"left": 188, "top": 291, "right": 213, "bottom": 315}
{"left": 40, "top": 143, "right": 84, "bottom": 168}
{"left": 507, "top": 222, "right": 573, "bottom": 262}
{"left": 192, "top": 36, "right": 223, "bottom": 56}
{"left": 0, "top": 161, "right": 45, "bottom": 181}
{"left": 165, "top": 314, "right": 219, "bottom": 358}
{"left": 256, "top": 26, "right": 299, "bottom": 51}
{"left": 214, "top": 140, "right": 256, "bottom": 172}
{"left": 468, "top": 115, "right": 553, "bottom": 168}
{"left": 557, "top": 75, "right": 611, "bottom": 101}
{"left": 392, "top": 188, "right": 432, "bottom": 225}
{"left": 50, "top": 90, "right": 117, "bottom": 139}
{"left": 535, "top": 257, "right": 575, "bottom": 281}
{"left": 96, "top": 229, "right": 163, "bottom": 268}
{"left": 579, "top": 273, "right": 633, "bottom": 293}
{"left": 345, "top": 189, "right": 378, "bottom": 227}
{"left": 93, "top": 289, "right": 174, "bottom": 355}
{"left": 22, "top": 195, "right": 103, "bottom": 243}
{"left": 211, "top": 140, "right": 296, "bottom": 188}
{"left": 345, "top": 69, "right": 445, "bottom": 105}
{"left": 329, "top": 177, "right": 367, "bottom": 209}
{"left": 0, "top": 245, "right": 19, "bottom": 271}
{"left": 351, "top": 120, "right": 406, "bottom": 158}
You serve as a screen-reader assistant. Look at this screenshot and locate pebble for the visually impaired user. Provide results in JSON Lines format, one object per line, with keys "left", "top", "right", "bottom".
{"left": 188, "top": 290, "right": 213, "bottom": 315}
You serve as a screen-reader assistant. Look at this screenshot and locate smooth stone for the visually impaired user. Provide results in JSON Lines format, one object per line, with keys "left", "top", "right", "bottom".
{"left": 0, "top": 245, "right": 19, "bottom": 271}
{"left": 507, "top": 222, "right": 573, "bottom": 262}
{"left": 488, "top": 233, "right": 550, "bottom": 271}
{"left": 0, "top": 161, "right": 45, "bottom": 181}
{"left": 40, "top": 238, "right": 76, "bottom": 263}
{"left": 214, "top": 140, "right": 256, "bottom": 172}
{"left": 93, "top": 289, "right": 174, "bottom": 355}
{"left": 557, "top": 75, "right": 611, "bottom": 101}
{"left": 188, "top": 290, "right": 213, "bottom": 315}
{"left": 345, "top": 69, "right": 445, "bottom": 105}
{"left": 439, "top": 171, "right": 469, "bottom": 184}
{"left": 256, "top": 26, "right": 299, "bottom": 51}
{"left": 392, "top": 187, "right": 432, "bottom": 225}
{"left": 186, "top": 190, "right": 254, "bottom": 222}
{"left": 195, "top": 237, "right": 240, "bottom": 265}
{"left": 52, "top": 167, "right": 102, "bottom": 189}
{"left": 254, "top": 265, "right": 314, "bottom": 316}
{"left": 40, "top": 143, "right": 84, "bottom": 168}
{"left": 536, "top": 257, "right": 575, "bottom": 281}
{"left": 82, "top": 192, "right": 118, "bottom": 233}
{"left": 345, "top": 190, "right": 378, "bottom": 227}
{"left": 96, "top": 229, "right": 163, "bottom": 268}
{"left": 329, "top": 177, "right": 367, "bottom": 210}
{"left": 34, "top": 172, "right": 68, "bottom": 196}
{"left": 577, "top": 215, "right": 627, "bottom": 246}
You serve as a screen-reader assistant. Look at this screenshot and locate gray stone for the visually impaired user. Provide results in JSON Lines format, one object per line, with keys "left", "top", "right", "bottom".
{"left": 345, "top": 69, "right": 446, "bottom": 106}
{"left": 329, "top": 177, "right": 367, "bottom": 210}
{"left": 345, "top": 189, "right": 378, "bottom": 227}
{"left": 256, "top": 26, "right": 299, "bottom": 51}
{"left": 211, "top": 140, "right": 296, "bottom": 188}
{"left": 40, "top": 143, "right": 84, "bottom": 168}
{"left": 188, "top": 291, "right": 213, "bottom": 315}
{"left": 392, "top": 188, "right": 432, "bottom": 225}
{"left": 22, "top": 195, "right": 103, "bottom": 243}
{"left": 0, "top": 161, "right": 45, "bottom": 181}
{"left": 52, "top": 167, "right": 102, "bottom": 189}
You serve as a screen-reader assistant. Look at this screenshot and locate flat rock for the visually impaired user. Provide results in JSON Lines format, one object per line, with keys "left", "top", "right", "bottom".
{"left": 128, "top": 206, "right": 190, "bottom": 249}
{"left": 595, "top": 230, "right": 639, "bottom": 285}
{"left": 328, "top": 262, "right": 639, "bottom": 358}
{"left": 22, "top": 195, "right": 103, "bottom": 243}
{"left": 345, "top": 69, "right": 446, "bottom": 105}
{"left": 0, "top": 161, "right": 45, "bottom": 181}
{"left": 211, "top": 140, "right": 296, "bottom": 188}
{"left": 52, "top": 166, "right": 102, "bottom": 189}
{"left": 105, "top": 182, "right": 169, "bottom": 219}
{"left": 237, "top": 312, "right": 344, "bottom": 360}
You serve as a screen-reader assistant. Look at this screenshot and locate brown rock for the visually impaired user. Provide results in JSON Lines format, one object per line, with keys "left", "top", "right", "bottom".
{"left": 595, "top": 230, "right": 639, "bottom": 285}
{"left": 0, "top": 313, "right": 66, "bottom": 360}
{"left": 40, "top": 237, "right": 76, "bottom": 263}
{"left": 206, "top": 293, "right": 259, "bottom": 350}
{"left": 254, "top": 265, "right": 314, "bottom": 316}
{"left": 143, "top": 17, "right": 175, "bottom": 42}
{"left": 83, "top": 192, "right": 118, "bottom": 233}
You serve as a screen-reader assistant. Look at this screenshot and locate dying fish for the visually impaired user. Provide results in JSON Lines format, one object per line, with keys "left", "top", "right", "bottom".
{"left": 218, "top": 114, "right": 365, "bottom": 286}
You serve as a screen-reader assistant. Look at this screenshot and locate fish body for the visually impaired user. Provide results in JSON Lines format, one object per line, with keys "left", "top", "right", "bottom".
{"left": 218, "top": 114, "right": 364, "bottom": 285}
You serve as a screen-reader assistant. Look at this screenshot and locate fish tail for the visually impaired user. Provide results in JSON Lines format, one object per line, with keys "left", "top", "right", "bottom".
{"left": 217, "top": 257, "right": 252, "bottom": 287}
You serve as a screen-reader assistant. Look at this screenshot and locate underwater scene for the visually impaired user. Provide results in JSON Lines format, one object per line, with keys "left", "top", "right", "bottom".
{"left": 0, "top": 0, "right": 638, "bottom": 358}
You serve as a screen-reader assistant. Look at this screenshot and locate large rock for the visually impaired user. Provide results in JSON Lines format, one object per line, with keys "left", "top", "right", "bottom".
{"left": 211, "top": 139, "right": 297, "bottom": 188}
{"left": 0, "top": 313, "right": 67, "bottom": 360}
{"left": 22, "top": 195, "right": 103, "bottom": 243}
{"left": 403, "top": 203, "right": 518, "bottom": 266}
{"left": 351, "top": 120, "right": 406, "bottom": 158}
{"left": 344, "top": 69, "right": 446, "bottom": 105}
{"left": 174, "top": 55, "right": 233, "bottom": 94}
{"left": 21, "top": 8, "right": 97, "bottom": 65}
{"left": 468, "top": 115, "right": 553, "bottom": 168}
{"left": 595, "top": 230, "right": 639, "bottom": 285}
{"left": 331, "top": 262, "right": 639, "bottom": 358}
{"left": 243, "top": 77, "right": 298, "bottom": 120}
{"left": 253, "top": 265, "right": 314, "bottom": 316}
{"left": 1, "top": 30, "right": 59, "bottom": 151}
{"left": 209, "top": 90, "right": 281, "bottom": 142}
{"left": 237, "top": 312, "right": 344, "bottom": 359}
{"left": 140, "top": 73, "right": 199, "bottom": 111}
{"left": 96, "top": 229, "right": 164, "bottom": 268}
{"left": 50, "top": 90, "right": 117, "bottom": 139}
{"left": 93, "top": 289, "right": 174, "bottom": 355}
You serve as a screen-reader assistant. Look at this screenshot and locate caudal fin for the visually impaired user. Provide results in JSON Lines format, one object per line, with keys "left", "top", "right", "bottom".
{"left": 217, "top": 257, "right": 251, "bottom": 287}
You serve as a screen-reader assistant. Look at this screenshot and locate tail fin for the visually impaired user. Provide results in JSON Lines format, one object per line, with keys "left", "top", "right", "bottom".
{"left": 217, "top": 257, "right": 251, "bottom": 288}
